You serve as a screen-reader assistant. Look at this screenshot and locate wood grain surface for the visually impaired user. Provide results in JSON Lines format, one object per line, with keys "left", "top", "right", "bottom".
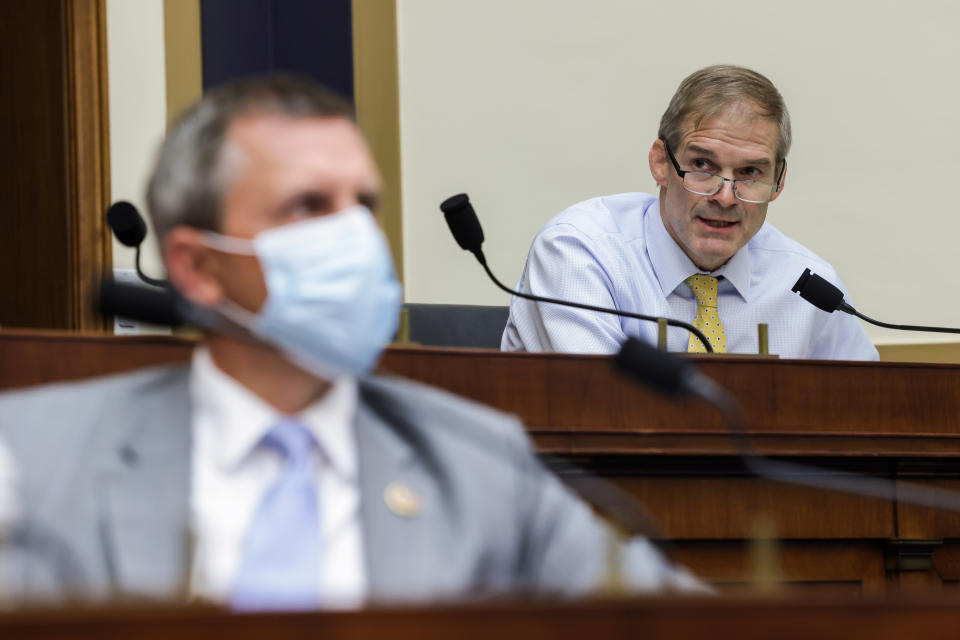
{"left": 2, "top": 598, "right": 960, "bottom": 640}
{"left": 2, "top": 331, "right": 959, "bottom": 593}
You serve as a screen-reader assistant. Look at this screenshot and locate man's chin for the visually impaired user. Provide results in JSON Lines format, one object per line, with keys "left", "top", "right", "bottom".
{"left": 689, "top": 243, "right": 737, "bottom": 271}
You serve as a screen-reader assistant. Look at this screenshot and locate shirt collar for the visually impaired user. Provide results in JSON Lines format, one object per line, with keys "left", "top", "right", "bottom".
{"left": 190, "top": 347, "right": 359, "bottom": 481}
{"left": 645, "top": 198, "right": 756, "bottom": 302}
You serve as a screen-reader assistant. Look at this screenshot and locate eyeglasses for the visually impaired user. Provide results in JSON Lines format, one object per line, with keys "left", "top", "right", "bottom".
{"left": 661, "top": 138, "right": 786, "bottom": 204}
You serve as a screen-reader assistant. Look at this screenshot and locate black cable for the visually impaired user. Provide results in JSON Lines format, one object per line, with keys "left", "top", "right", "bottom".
{"left": 540, "top": 456, "right": 673, "bottom": 558}
{"left": 844, "top": 303, "right": 960, "bottom": 335}
{"left": 693, "top": 372, "right": 960, "bottom": 513}
{"left": 478, "top": 257, "right": 715, "bottom": 354}
{"left": 134, "top": 246, "right": 168, "bottom": 288}
{"left": 793, "top": 269, "right": 960, "bottom": 336}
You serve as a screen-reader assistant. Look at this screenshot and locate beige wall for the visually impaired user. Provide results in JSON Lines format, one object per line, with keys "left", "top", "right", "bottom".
{"left": 104, "top": 1, "right": 960, "bottom": 348}
{"left": 105, "top": 0, "right": 167, "bottom": 276}
{"left": 395, "top": 0, "right": 960, "bottom": 346}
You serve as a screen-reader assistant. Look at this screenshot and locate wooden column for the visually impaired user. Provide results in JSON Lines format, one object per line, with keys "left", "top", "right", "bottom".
{"left": 0, "top": 0, "right": 111, "bottom": 331}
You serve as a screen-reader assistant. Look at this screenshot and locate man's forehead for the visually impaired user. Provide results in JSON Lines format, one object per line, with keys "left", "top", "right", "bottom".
{"left": 225, "top": 112, "right": 359, "bottom": 149}
{"left": 219, "top": 111, "right": 377, "bottom": 187}
{"left": 217, "top": 110, "right": 380, "bottom": 200}
{"left": 679, "top": 102, "right": 778, "bottom": 159}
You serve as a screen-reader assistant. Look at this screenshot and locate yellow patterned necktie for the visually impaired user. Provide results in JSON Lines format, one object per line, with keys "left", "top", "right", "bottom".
{"left": 686, "top": 274, "right": 727, "bottom": 354}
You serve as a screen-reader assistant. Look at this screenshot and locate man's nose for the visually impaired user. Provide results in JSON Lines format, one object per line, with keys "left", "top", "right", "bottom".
{"left": 331, "top": 195, "right": 360, "bottom": 213}
{"left": 709, "top": 178, "right": 738, "bottom": 207}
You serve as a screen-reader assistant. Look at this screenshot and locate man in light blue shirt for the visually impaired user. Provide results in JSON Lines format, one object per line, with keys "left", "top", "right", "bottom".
{"left": 502, "top": 65, "right": 877, "bottom": 360}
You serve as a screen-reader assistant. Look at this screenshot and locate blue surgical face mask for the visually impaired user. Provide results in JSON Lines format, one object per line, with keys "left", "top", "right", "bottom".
{"left": 203, "top": 205, "right": 402, "bottom": 378}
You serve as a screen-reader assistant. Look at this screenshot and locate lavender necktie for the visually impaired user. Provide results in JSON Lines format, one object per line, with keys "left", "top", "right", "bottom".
{"left": 231, "top": 418, "right": 321, "bottom": 611}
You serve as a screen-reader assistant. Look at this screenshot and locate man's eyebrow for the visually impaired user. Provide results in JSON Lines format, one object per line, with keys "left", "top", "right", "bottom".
{"left": 358, "top": 189, "right": 382, "bottom": 211}
{"left": 742, "top": 157, "right": 772, "bottom": 168}
{"left": 685, "top": 144, "right": 772, "bottom": 168}
{"left": 277, "top": 189, "right": 332, "bottom": 212}
{"left": 685, "top": 144, "right": 717, "bottom": 158}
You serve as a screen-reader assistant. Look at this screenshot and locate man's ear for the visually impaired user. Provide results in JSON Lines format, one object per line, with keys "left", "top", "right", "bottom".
{"left": 649, "top": 139, "right": 669, "bottom": 188}
{"left": 768, "top": 160, "right": 788, "bottom": 203}
{"left": 163, "top": 226, "right": 225, "bottom": 306}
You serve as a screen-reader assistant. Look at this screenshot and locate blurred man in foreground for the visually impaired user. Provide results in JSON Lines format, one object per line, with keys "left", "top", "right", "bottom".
{"left": 0, "top": 75, "right": 698, "bottom": 608}
{"left": 503, "top": 65, "right": 877, "bottom": 360}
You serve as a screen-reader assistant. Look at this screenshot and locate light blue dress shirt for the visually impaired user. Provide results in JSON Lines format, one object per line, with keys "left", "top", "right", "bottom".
{"left": 501, "top": 193, "right": 878, "bottom": 360}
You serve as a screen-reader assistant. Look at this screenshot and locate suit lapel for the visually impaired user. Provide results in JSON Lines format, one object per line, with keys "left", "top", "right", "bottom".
{"left": 97, "top": 370, "right": 450, "bottom": 602}
{"left": 356, "top": 398, "right": 446, "bottom": 602}
{"left": 99, "top": 367, "right": 193, "bottom": 601}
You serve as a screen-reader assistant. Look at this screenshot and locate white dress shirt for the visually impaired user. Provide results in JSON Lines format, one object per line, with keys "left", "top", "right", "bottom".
{"left": 502, "top": 193, "right": 878, "bottom": 360}
{"left": 188, "top": 348, "right": 366, "bottom": 608}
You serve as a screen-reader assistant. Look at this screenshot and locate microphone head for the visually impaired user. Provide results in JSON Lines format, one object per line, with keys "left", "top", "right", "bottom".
{"left": 791, "top": 268, "right": 845, "bottom": 313}
{"left": 613, "top": 337, "right": 695, "bottom": 398}
{"left": 98, "top": 279, "right": 182, "bottom": 326}
{"left": 440, "top": 193, "right": 485, "bottom": 256}
{"left": 106, "top": 201, "right": 147, "bottom": 247}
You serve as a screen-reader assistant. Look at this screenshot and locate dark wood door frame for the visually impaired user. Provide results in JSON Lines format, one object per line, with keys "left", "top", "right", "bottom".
{"left": 0, "top": 0, "right": 111, "bottom": 331}
{"left": 65, "top": 0, "right": 112, "bottom": 331}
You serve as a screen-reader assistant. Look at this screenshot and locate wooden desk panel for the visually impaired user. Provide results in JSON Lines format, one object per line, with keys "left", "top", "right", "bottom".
{"left": 671, "top": 543, "right": 889, "bottom": 596}
{"left": 0, "top": 330, "right": 193, "bottom": 390}
{"left": 3, "top": 330, "right": 959, "bottom": 458}
{"left": 378, "top": 347, "right": 960, "bottom": 456}
{"left": 602, "top": 476, "right": 895, "bottom": 540}
{"left": 897, "top": 479, "right": 960, "bottom": 538}
{"left": 3, "top": 331, "right": 960, "bottom": 594}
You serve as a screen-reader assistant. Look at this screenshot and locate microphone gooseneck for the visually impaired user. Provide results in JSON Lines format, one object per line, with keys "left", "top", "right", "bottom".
{"left": 439, "top": 193, "right": 714, "bottom": 353}
{"left": 792, "top": 268, "right": 960, "bottom": 335}
{"left": 133, "top": 247, "right": 168, "bottom": 288}
{"left": 105, "top": 201, "right": 169, "bottom": 288}
{"left": 614, "top": 336, "right": 960, "bottom": 514}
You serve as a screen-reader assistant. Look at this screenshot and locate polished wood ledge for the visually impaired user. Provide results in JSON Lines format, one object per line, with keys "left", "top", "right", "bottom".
{"left": 2, "top": 597, "right": 960, "bottom": 640}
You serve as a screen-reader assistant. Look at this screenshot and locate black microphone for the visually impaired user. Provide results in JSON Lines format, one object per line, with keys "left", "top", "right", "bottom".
{"left": 792, "top": 268, "right": 960, "bottom": 335}
{"left": 98, "top": 279, "right": 184, "bottom": 327}
{"left": 614, "top": 334, "right": 715, "bottom": 399}
{"left": 439, "top": 193, "right": 714, "bottom": 353}
{"left": 614, "top": 336, "right": 960, "bottom": 513}
{"left": 440, "top": 193, "right": 486, "bottom": 263}
{"left": 106, "top": 201, "right": 146, "bottom": 247}
{"left": 105, "top": 201, "right": 168, "bottom": 288}
{"left": 97, "top": 279, "right": 260, "bottom": 345}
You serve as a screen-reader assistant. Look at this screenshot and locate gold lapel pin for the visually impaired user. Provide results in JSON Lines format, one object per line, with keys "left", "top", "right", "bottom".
{"left": 384, "top": 482, "right": 421, "bottom": 518}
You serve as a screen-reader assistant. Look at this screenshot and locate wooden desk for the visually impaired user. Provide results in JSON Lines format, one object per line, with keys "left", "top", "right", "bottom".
{"left": 2, "top": 597, "right": 960, "bottom": 640}
{"left": 2, "top": 330, "right": 959, "bottom": 595}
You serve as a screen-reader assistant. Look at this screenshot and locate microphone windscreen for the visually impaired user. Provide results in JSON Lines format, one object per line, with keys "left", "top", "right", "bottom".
{"left": 614, "top": 337, "right": 693, "bottom": 397}
{"left": 440, "top": 193, "right": 485, "bottom": 254}
{"left": 791, "top": 268, "right": 845, "bottom": 312}
{"left": 99, "top": 280, "right": 182, "bottom": 326}
{"left": 106, "top": 201, "right": 147, "bottom": 247}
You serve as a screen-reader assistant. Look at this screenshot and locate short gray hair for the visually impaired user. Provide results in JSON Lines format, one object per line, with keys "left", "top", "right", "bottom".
{"left": 146, "top": 74, "right": 355, "bottom": 241}
{"left": 658, "top": 65, "right": 792, "bottom": 169}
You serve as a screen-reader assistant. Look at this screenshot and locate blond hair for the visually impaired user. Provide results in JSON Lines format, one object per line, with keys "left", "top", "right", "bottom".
{"left": 658, "top": 65, "right": 791, "bottom": 169}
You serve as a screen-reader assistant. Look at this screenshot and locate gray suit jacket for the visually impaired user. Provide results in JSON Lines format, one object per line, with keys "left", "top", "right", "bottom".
{"left": 0, "top": 364, "right": 696, "bottom": 604}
